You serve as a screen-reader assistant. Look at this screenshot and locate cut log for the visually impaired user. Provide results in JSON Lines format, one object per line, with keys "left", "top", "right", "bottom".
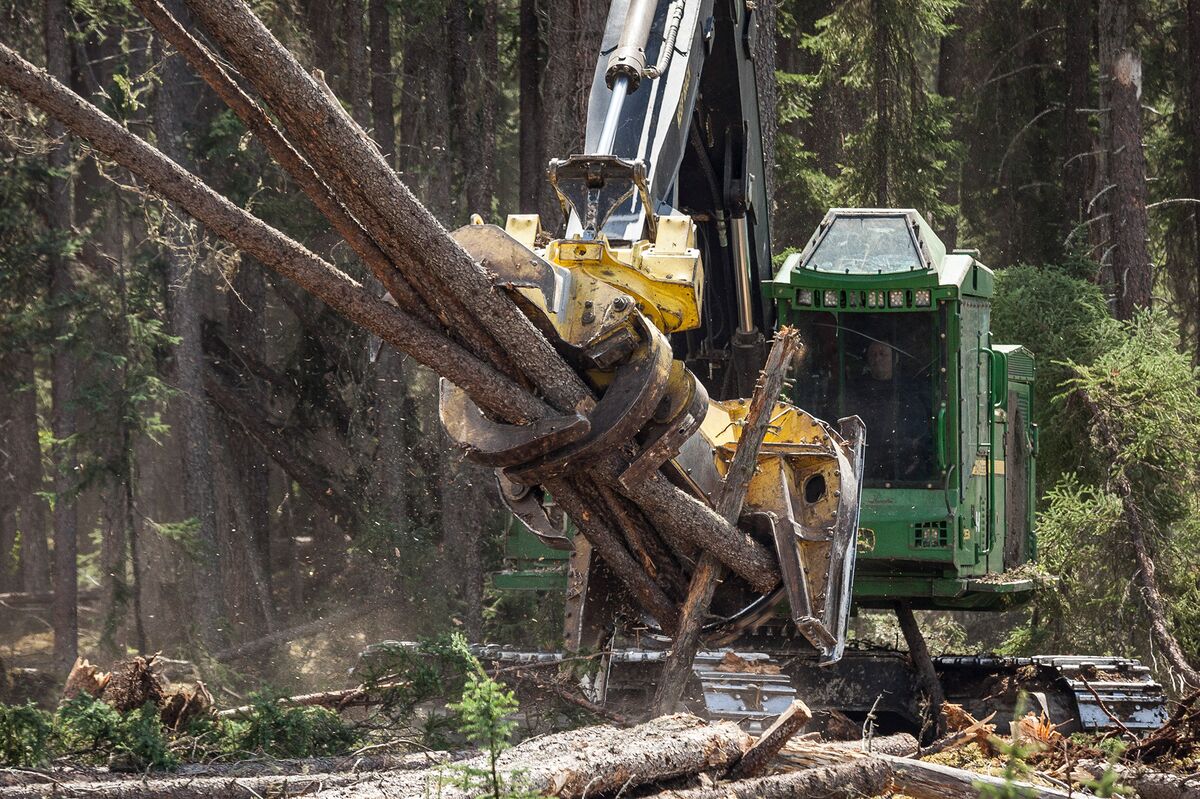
{"left": 216, "top": 681, "right": 407, "bottom": 718}
{"left": 876, "top": 753, "right": 1078, "bottom": 799}
{"left": 0, "top": 752, "right": 452, "bottom": 788}
{"left": 780, "top": 732, "right": 918, "bottom": 767}
{"left": 129, "top": 0, "right": 420, "bottom": 318}
{"left": 649, "top": 758, "right": 893, "bottom": 799}
{"left": 728, "top": 699, "right": 814, "bottom": 779}
{"left": 316, "top": 713, "right": 751, "bottom": 799}
{"left": 174, "top": 0, "right": 785, "bottom": 621}
{"left": 1076, "top": 761, "right": 1200, "bottom": 799}
{"left": 652, "top": 330, "right": 801, "bottom": 715}
{"left": 0, "top": 772, "right": 403, "bottom": 798}
{"left": 0, "top": 714, "right": 749, "bottom": 799}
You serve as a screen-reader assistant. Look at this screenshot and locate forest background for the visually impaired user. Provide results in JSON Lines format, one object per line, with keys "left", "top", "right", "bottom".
{"left": 2, "top": 0, "right": 1200, "bottom": 697}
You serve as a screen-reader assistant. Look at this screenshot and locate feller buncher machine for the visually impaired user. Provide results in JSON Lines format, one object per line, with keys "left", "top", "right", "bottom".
{"left": 428, "top": 0, "right": 1168, "bottom": 734}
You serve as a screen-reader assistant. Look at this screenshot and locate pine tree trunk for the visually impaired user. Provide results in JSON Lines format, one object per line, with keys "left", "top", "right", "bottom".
{"left": 344, "top": 0, "right": 369, "bottom": 129}
{"left": 46, "top": 0, "right": 80, "bottom": 673}
{"left": 368, "top": 0, "right": 395, "bottom": 165}
{"left": 1187, "top": 0, "right": 1200, "bottom": 356}
{"left": 1100, "top": 0, "right": 1151, "bottom": 318}
{"left": 543, "top": 0, "right": 607, "bottom": 222}
{"left": 871, "top": 0, "right": 889, "bottom": 206}
{"left": 226, "top": 262, "right": 273, "bottom": 635}
{"left": 753, "top": 0, "right": 777, "bottom": 211}
{"left": 518, "top": 0, "right": 546, "bottom": 213}
{"left": 4, "top": 354, "right": 51, "bottom": 593}
{"left": 936, "top": 9, "right": 968, "bottom": 248}
{"left": 152, "top": 7, "right": 225, "bottom": 649}
{"left": 440, "top": 448, "right": 485, "bottom": 639}
{"left": 371, "top": 347, "right": 410, "bottom": 587}
{"left": 470, "top": 0, "right": 499, "bottom": 220}
{"left": 447, "top": 0, "right": 476, "bottom": 222}
{"left": 1063, "top": 0, "right": 1092, "bottom": 226}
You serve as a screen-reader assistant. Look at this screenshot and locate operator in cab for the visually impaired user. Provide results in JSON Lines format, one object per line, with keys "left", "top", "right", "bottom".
{"left": 856, "top": 338, "right": 935, "bottom": 484}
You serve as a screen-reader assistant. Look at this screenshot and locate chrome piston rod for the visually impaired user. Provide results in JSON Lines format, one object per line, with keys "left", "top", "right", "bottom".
{"left": 597, "top": 0, "right": 659, "bottom": 155}
{"left": 596, "top": 75, "right": 630, "bottom": 155}
{"left": 730, "top": 215, "right": 755, "bottom": 335}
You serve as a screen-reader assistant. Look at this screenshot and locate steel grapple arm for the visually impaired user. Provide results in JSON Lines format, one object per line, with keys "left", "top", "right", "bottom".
{"left": 439, "top": 216, "right": 864, "bottom": 660}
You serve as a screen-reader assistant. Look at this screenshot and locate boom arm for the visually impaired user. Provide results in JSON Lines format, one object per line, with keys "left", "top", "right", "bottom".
{"left": 552, "top": 0, "right": 775, "bottom": 395}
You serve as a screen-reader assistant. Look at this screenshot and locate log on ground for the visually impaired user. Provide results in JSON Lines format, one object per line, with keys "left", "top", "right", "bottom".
{"left": 649, "top": 758, "right": 893, "bottom": 799}
{"left": 1077, "top": 761, "right": 1200, "bottom": 799}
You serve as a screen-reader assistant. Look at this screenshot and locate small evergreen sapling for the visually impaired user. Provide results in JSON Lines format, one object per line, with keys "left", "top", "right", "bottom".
{"left": 445, "top": 633, "right": 536, "bottom": 799}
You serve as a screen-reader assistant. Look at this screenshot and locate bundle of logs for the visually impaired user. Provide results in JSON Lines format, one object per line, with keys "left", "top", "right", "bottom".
{"left": 0, "top": 0, "right": 789, "bottom": 708}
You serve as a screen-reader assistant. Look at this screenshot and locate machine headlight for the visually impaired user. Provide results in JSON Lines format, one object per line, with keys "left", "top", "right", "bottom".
{"left": 914, "top": 289, "right": 931, "bottom": 307}
{"left": 797, "top": 289, "right": 814, "bottom": 306}
{"left": 823, "top": 290, "right": 839, "bottom": 308}
{"left": 889, "top": 289, "right": 905, "bottom": 308}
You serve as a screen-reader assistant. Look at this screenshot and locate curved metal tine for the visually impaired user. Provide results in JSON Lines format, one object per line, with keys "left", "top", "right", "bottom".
{"left": 439, "top": 378, "right": 590, "bottom": 468}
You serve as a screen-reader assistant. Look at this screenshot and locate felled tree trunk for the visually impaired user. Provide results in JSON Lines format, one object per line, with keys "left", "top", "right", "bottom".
{"left": 1077, "top": 761, "right": 1200, "bottom": 799}
{"left": 651, "top": 759, "right": 893, "bottom": 799}
{"left": 0, "top": 715, "right": 750, "bottom": 799}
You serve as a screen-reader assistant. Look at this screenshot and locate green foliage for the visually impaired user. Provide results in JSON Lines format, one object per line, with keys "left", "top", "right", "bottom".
{"left": 1003, "top": 311, "right": 1200, "bottom": 663}
{"left": 219, "top": 694, "right": 360, "bottom": 758}
{"left": 0, "top": 703, "right": 53, "bottom": 768}
{"left": 1, "top": 690, "right": 363, "bottom": 770}
{"left": 1082, "top": 739, "right": 1130, "bottom": 799}
{"left": 55, "top": 695, "right": 177, "bottom": 769}
{"left": 444, "top": 633, "right": 536, "bottom": 799}
{"left": 975, "top": 738, "right": 1036, "bottom": 799}
{"left": 991, "top": 264, "right": 1119, "bottom": 495}
{"left": 801, "top": 0, "right": 961, "bottom": 228}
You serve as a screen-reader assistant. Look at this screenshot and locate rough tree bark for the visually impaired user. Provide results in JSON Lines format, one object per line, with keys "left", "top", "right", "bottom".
{"left": 653, "top": 759, "right": 893, "bottom": 799}
{"left": 226, "top": 261, "right": 272, "bottom": 634}
{"left": 896, "top": 600, "right": 948, "bottom": 737}
{"left": 45, "top": 0, "right": 79, "bottom": 673}
{"left": 1, "top": 355, "right": 50, "bottom": 593}
{"left": 935, "top": 7, "right": 968, "bottom": 249}
{"left": 1188, "top": 0, "right": 1200, "bottom": 355}
{"left": 180, "top": 0, "right": 588, "bottom": 413}
{"left": 518, "top": 0, "right": 546, "bottom": 213}
{"left": 475, "top": 0, "right": 499, "bottom": 219}
{"left": 871, "top": 0, "right": 890, "bottom": 206}
{"left": 368, "top": 0, "right": 395, "bottom": 164}
{"left": 752, "top": 0, "right": 777, "bottom": 208}
{"left": 1063, "top": 0, "right": 1092, "bottom": 225}
{"left": 152, "top": 10, "right": 225, "bottom": 649}
{"left": 439, "top": 448, "right": 485, "bottom": 639}
{"left": 343, "top": 0, "right": 369, "bottom": 130}
{"left": 129, "top": 0, "right": 435, "bottom": 332}
{"left": 4, "top": 0, "right": 783, "bottom": 636}
{"left": 174, "top": 0, "right": 779, "bottom": 616}
{"left": 1100, "top": 0, "right": 1151, "bottom": 318}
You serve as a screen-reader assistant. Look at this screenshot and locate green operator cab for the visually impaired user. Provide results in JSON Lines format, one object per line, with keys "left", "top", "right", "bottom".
{"left": 767, "top": 209, "right": 1037, "bottom": 610}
